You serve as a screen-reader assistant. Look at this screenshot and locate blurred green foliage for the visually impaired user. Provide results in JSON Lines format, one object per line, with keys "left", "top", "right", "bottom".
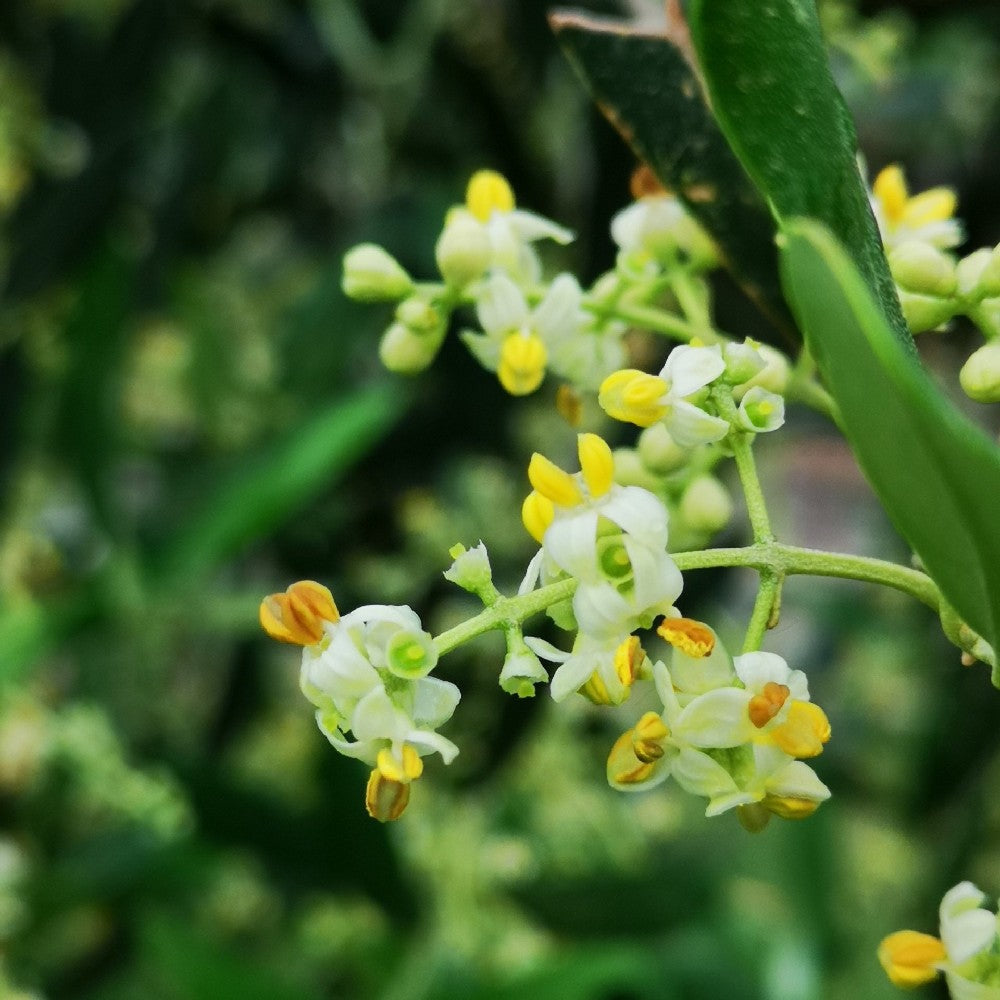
{"left": 1, "top": 1, "right": 999, "bottom": 998}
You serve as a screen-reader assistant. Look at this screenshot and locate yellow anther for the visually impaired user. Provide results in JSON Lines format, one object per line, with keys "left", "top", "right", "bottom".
{"left": 466, "top": 169, "right": 515, "bottom": 222}
{"left": 632, "top": 710, "right": 668, "bottom": 763}
{"left": 748, "top": 681, "right": 790, "bottom": 729}
{"left": 904, "top": 187, "right": 957, "bottom": 227}
{"left": 521, "top": 490, "right": 555, "bottom": 543}
{"left": 769, "top": 701, "right": 831, "bottom": 759}
{"left": 762, "top": 794, "right": 822, "bottom": 821}
{"left": 607, "top": 728, "right": 657, "bottom": 786}
{"left": 528, "top": 452, "right": 583, "bottom": 508}
{"left": 259, "top": 580, "right": 339, "bottom": 646}
{"left": 877, "top": 930, "right": 946, "bottom": 989}
{"left": 498, "top": 331, "right": 547, "bottom": 396}
{"left": 614, "top": 635, "right": 644, "bottom": 687}
{"left": 599, "top": 369, "right": 668, "bottom": 427}
{"left": 873, "top": 165, "right": 908, "bottom": 224}
{"left": 579, "top": 672, "right": 613, "bottom": 705}
{"left": 376, "top": 745, "right": 424, "bottom": 783}
{"left": 365, "top": 769, "right": 411, "bottom": 822}
{"left": 556, "top": 384, "right": 583, "bottom": 427}
{"left": 657, "top": 618, "right": 716, "bottom": 658}
{"left": 578, "top": 433, "right": 615, "bottom": 499}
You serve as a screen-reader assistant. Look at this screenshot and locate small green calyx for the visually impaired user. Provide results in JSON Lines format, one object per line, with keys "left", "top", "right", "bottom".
{"left": 385, "top": 629, "right": 438, "bottom": 679}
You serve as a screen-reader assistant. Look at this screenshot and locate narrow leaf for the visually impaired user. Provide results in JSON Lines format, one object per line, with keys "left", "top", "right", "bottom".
{"left": 779, "top": 220, "right": 1000, "bottom": 668}
{"left": 550, "top": 11, "right": 797, "bottom": 345}
{"left": 688, "top": 0, "right": 910, "bottom": 344}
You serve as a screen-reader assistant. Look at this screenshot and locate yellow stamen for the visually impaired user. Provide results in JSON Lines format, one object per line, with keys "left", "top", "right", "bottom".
{"left": 657, "top": 618, "right": 716, "bottom": 658}
{"left": 607, "top": 728, "right": 657, "bottom": 786}
{"left": 599, "top": 369, "right": 669, "bottom": 427}
{"left": 614, "top": 635, "right": 644, "bottom": 687}
{"left": 376, "top": 745, "right": 424, "bottom": 783}
{"left": 528, "top": 452, "right": 583, "bottom": 508}
{"left": 873, "top": 165, "right": 908, "bottom": 225}
{"left": 365, "top": 769, "right": 411, "bottom": 822}
{"left": 769, "top": 701, "right": 831, "bottom": 758}
{"left": 259, "top": 580, "right": 339, "bottom": 646}
{"left": 904, "top": 187, "right": 957, "bottom": 227}
{"left": 877, "top": 930, "right": 946, "bottom": 989}
{"left": 556, "top": 384, "right": 583, "bottom": 427}
{"left": 633, "top": 710, "right": 668, "bottom": 763}
{"left": 762, "top": 794, "right": 822, "bottom": 821}
{"left": 521, "top": 490, "right": 555, "bottom": 543}
{"left": 498, "top": 331, "right": 547, "bottom": 396}
{"left": 748, "top": 681, "right": 790, "bottom": 729}
{"left": 579, "top": 672, "right": 612, "bottom": 705}
{"left": 578, "top": 433, "right": 615, "bottom": 499}
{"left": 466, "top": 169, "right": 515, "bottom": 222}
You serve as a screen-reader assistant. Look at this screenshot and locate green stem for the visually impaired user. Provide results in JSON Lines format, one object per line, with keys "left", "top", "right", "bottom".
{"left": 583, "top": 298, "right": 703, "bottom": 342}
{"left": 743, "top": 571, "right": 782, "bottom": 652}
{"left": 431, "top": 542, "right": 940, "bottom": 657}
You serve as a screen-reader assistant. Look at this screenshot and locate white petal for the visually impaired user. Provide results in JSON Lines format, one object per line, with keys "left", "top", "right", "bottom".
{"left": 764, "top": 758, "right": 831, "bottom": 802}
{"left": 404, "top": 728, "right": 460, "bottom": 765}
{"left": 507, "top": 209, "right": 574, "bottom": 245}
{"left": 347, "top": 604, "right": 423, "bottom": 630}
{"left": 549, "top": 640, "right": 608, "bottom": 701}
{"left": 669, "top": 640, "right": 736, "bottom": 696}
{"left": 524, "top": 636, "right": 572, "bottom": 663}
{"left": 625, "top": 539, "right": 684, "bottom": 613}
{"left": 532, "top": 273, "right": 582, "bottom": 342}
{"left": 734, "top": 651, "right": 793, "bottom": 693}
{"left": 661, "top": 344, "right": 725, "bottom": 397}
{"left": 460, "top": 329, "right": 501, "bottom": 371}
{"left": 663, "top": 400, "right": 730, "bottom": 448}
{"left": 598, "top": 486, "right": 670, "bottom": 551}
{"left": 675, "top": 688, "right": 754, "bottom": 748}
{"left": 942, "top": 909, "right": 997, "bottom": 966}
{"left": 411, "top": 676, "right": 461, "bottom": 728}
{"left": 671, "top": 747, "right": 741, "bottom": 804}
{"left": 349, "top": 687, "right": 408, "bottom": 742}
{"left": 477, "top": 272, "right": 529, "bottom": 335}
{"left": 544, "top": 509, "right": 601, "bottom": 581}
{"left": 610, "top": 202, "right": 647, "bottom": 251}
{"left": 518, "top": 549, "right": 545, "bottom": 596}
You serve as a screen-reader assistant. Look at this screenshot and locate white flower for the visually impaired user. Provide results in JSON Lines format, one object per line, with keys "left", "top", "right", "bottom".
{"left": 611, "top": 194, "right": 716, "bottom": 274}
{"left": 870, "top": 164, "right": 963, "bottom": 252}
{"left": 599, "top": 344, "right": 730, "bottom": 446}
{"left": 940, "top": 883, "right": 998, "bottom": 967}
{"left": 462, "top": 272, "right": 583, "bottom": 395}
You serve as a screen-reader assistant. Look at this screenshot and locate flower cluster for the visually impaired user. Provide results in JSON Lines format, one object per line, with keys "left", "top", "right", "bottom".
{"left": 259, "top": 581, "right": 459, "bottom": 821}
{"left": 869, "top": 164, "right": 1000, "bottom": 400}
{"left": 879, "top": 881, "right": 1000, "bottom": 998}
{"left": 607, "top": 623, "right": 831, "bottom": 826}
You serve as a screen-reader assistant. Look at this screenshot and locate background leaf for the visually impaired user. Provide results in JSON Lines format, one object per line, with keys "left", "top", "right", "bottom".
{"left": 687, "top": 0, "right": 910, "bottom": 344}
{"left": 550, "top": 10, "right": 797, "bottom": 346}
{"left": 779, "top": 220, "right": 1000, "bottom": 669}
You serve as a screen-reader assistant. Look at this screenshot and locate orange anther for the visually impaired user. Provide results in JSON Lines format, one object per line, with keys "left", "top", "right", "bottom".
{"left": 259, "top": 580, "right": 339, "bottom": 646}
{"left": 657, "top": 618, "right": 716, "bottom": 658}
{"left": 748, "top": 681, "right": 790, "bottom": 729}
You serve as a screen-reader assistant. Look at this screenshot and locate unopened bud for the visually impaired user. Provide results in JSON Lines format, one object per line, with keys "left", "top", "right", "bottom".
{"left": 435, "top": 214, "right": 492, "bottom": 287}
{"left": 960, "top": 339, "right": 1000, "bottom": 403}
{"left": 611, "top": 447, "right": 662, "bottom": 491}
{"left": 898, "top": 291, "right": 956, "bottom": 334}
{"left": 957, "top": 249, "right": 993, "bottom": 298}
{"left": 637, "top": 423, "right": 690, "bottom": 474}
{"left": 888, "top": 240, "right": 957, "bottom": 296}
{"left": 396, "top": 296, "right": 442, "bottom": 335}
{"left": 723, "top": 339, "right": 767, "bottom": 385}
{"left": 378, "top": 321, "right": 445, "bottom": 375}
{"left": 733, "top": 344, "right": 790, "bottom": 398}
{"left": 978, "top": 245, "right": 1000, "bottom": 298}
{"left": 443, "top": 541, "right": 494, "bottom": 597}
{"left": 342, "top": 243, "right": 413, "bottom": 302}
{"left": 678, "top": 475, "right": 733, "bottom": 534}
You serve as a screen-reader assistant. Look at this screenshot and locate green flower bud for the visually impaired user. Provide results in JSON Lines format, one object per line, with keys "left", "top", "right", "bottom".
{"left": 342, "top": 244, "right": 413, "bottom": 302}
{"left": 723, "top": 339, "right": 767, "bottom": 385}
{"left": 956, "top": 249, "right": 993, "bottom": 298}
{"left": 385, "top": 629, "right": 438, "bottom": 680}
{"left": 637, "top": 423, "right": 690, "bottom": 475}
{"left": 435, "top": 214, "right": 492, "bottom": 287}
{"left": 978, "top": 245, "right": 1000, "bottom": 298}
{"left": 678, "top": 475, "right": 733, "bottom": 534}
{"left": 499, "top": 636, "right": 549, "bottom": 698}
{"left": 960, "top": 340, "right": 1000, "bottom": 403}
{"left": 396, "top": 296, "right": 443, "bottom": 335}
{"left": 378, "top": 321, "right": 445, "bottom": 375}
{"left": 733, "top": 344, "right": 790, "bottom": 398}
{"left": 888, "top": 240, "right": 957, "bottom": 297}
{"left": 611, "top": 447, "right": 662, "bottom": 491}
{"left": 898, "top": 291, "right": 957, "bottom": 334}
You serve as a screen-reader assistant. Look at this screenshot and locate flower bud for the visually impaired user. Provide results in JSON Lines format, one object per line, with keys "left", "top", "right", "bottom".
{"left": 897, "top": 291, "right": 956, "bottom": 334}
{"left": 960, "top": 340, "right": 1000, "bottom": 403}
{"left": 443, "top": 541, "right": 494, "bottom": 596}
{"left": 678, "top": 475, "right": 733, "bottom": 534}
{"left": 637, "top": 423, "right": 690, "bottom": 475}
{"left": 396, "top": 296, "right": 442, "bottom": 334}
{"left": 723, "top": 339, "right": 767, "bottom": 385}
{"left": 435, "top": 214, "right": 492, "bottom": 287}
{"left": 957, "top": 249, "right": 993, "bottom": 298}
{"left": 732, "top": 344, "right": 790, "bottom": 398}
{"left": 499, "top": 636, "right": 549, "bottom": 698}
{"left": 342, "top": 244, "right": 413, "bottom": 302}
{"left": 978, "top": 245, "right": 1000, "bottom": 297}
{"left": 378, "top": 322, "right": 445, "bottom": 375}
{"left": 888, "top": 240, "right": 957, "bottom": 296}
{"left": 611, "top": 447, "right": 661, "bottom": 492}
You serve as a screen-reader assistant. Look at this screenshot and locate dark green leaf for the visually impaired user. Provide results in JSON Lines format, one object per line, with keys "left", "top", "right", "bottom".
{"left": 688, "top": 0, "right": 909, "bottom": 344}
{"left": 779, "top": 220, "right": 1000, "bottom": 672}
{"left": 550, "top": 11, "right": 797, "bottom": 345}
{"left": 154, "top": 385, "right": 406, "bottom": 587}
